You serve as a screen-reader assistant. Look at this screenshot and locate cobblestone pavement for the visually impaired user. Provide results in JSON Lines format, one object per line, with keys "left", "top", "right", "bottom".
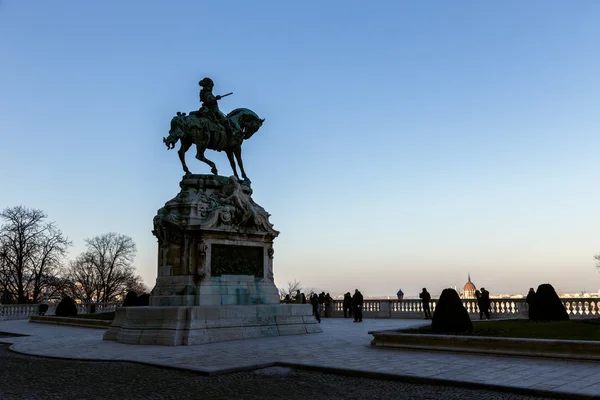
{"left": 0, "top": 344, "right": 552, "bottom": 400}
{"left": 3, "top": 319, "right": 600, "bottom": 397}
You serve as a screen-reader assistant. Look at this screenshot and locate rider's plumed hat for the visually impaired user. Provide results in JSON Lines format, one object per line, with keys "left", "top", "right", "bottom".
{"left": 198, "top": 77, "right": 214, "bottom": 88}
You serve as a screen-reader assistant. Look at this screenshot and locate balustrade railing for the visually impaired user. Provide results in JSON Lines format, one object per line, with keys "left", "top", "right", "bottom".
{"left": 1, "top": 298, "right": 598, "bottom": 321}
{"left": 327, "top": 297, "right": 600, "bottom": 319}
{"left": 0, "top": 302, "right": 121, "bottom": 321}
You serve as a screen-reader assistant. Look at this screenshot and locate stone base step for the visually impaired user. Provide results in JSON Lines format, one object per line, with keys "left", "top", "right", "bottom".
{"left": 104, "top": 304, "right": 322, "bottom": 346}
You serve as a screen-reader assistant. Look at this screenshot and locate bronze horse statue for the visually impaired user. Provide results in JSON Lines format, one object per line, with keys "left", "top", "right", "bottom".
{"left": 163, "top": 108, "right": 265, "bottom": 181}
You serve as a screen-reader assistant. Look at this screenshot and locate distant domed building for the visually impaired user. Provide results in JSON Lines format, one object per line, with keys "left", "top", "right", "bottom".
{"left": 463, "top": 274, "right": 476, "bottom": 299}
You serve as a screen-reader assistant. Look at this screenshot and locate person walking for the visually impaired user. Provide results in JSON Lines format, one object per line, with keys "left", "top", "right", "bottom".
{"left": 342, "top": 292, "right": 352, "bottom": 318}
{"left": 480, "top": 287, "right": 491, "bottom": 320}
{"left": 310, "top": 294, "right": 321, "bottom": 323}
{"left": 419, "top": 288, "right": 432, "bottom": 319}
{"left": 352, "top": 289, "right": 363, "bottom": 322}
{"left": 318, "top": 292, "right": 325, "bottom": 317}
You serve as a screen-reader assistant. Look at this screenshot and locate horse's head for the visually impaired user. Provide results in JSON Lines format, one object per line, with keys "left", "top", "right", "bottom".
{"left": 243, "top": 117, "right": 265, "bottom": 140}
{"left": 227, "top": 108, "right": 265, "bottom": 140}
{"left": 164, "top": 112, "right": 187, "bottom": 149}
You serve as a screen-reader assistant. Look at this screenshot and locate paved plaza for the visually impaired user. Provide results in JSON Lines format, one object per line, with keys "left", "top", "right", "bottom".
{"left": 0, "top": 318, "right": 599, "bottom": 398}
{"left": 0, "top": 344, "right": 548, "bottom": 400}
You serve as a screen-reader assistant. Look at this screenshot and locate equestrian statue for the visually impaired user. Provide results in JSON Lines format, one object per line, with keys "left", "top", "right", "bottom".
{"left": 163, "top": 77, "right": 265, "bottom": 182}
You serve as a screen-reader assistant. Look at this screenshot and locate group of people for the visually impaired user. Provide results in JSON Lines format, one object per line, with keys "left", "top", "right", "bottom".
{"left": 282, "top": 290, "right": 309, "bottom": 305}
{"left": 284, "top": 287, "right": 501, "bottom": 321}
{"left": 342, "top": 289, "right": 364, "bottom": 322}
{"left": 282, "top": 289, "right": 365, "bottom": 323}
{"left": 282, "top": 290, "right": 333, "bottom": 322}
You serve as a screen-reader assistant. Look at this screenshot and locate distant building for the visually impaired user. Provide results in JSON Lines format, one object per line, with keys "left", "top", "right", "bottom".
{"left": 463, "top": 274, "right": 476, "bottom": 299}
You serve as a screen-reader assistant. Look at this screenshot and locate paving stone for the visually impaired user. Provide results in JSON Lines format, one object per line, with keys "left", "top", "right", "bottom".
{"left": 1, "top": 318, "right": 599, "bottom": 398}
{"left": 0, "top": 345, "right": 552, "bottom": 400}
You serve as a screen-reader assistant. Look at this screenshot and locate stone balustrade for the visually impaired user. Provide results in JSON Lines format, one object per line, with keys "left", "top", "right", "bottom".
{"left": 0, "top": 304, "right": 39, "bottom": 321}
{"left": 1, "top": 298, "right": 598, "bottom": 321}
{"left": 0, "top": 302, "right": 120, "bottom": 321}
{"left": 329, "top": 297, "right": 600, "bottom": 319}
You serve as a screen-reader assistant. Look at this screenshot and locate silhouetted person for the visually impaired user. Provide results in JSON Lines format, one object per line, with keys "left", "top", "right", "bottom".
{"left": 419, "top": 288, "right": 431, "bottom": 319}
{"left": 526, "top": 287, "right": 536, "bottom": 319}
{"left": 352, "top": 289, "right": 363, "bottom": 322}
{"left": 475, "top": 289, "right": 483, "bottom": 319}
{"left": 310, "top": 293, "right": 321, "bottom": 323}
{"left": 324, "top": 293, "right": 333, "bottom": 317}
{"left": 343, "top": 292, "right": 352, "bottom": 318}
{"left": 283, "top": 294, "right": 291, "bottom": 304}
{"left": 294, "top": 289, "right": 302, "bottom": 304}
{"left": 318, "top": 292, "right": 325, "bottom": 316}
{"left": 480, "top": 287, "right": 490, "bottom": 320}
{"left": 301, "top": 293, "right": 307, "bottom": 304}
{"left": 397, "top": 288, "right": 404, "bottom": 300}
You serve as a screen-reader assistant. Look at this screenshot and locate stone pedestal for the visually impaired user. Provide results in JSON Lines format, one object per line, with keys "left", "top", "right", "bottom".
{"left": 104, "top": 304, "right": 319, "bottom": 345}
{"left": 104, "top": 174, "right": 321, "bottom": 345}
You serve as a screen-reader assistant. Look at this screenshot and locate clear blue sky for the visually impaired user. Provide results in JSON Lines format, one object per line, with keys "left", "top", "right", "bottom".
{"left": 1, "top": 1, "right": 600, "bottom": 297}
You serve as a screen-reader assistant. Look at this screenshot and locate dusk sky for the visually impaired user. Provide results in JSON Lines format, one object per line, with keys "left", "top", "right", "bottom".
{"left": 1, "top": 1, "right": 600, "bottom": 297}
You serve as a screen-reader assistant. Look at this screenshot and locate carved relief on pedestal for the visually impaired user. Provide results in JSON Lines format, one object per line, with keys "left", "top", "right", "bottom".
{"left": 196, "top": 239, "right": 209, "bottom": 280}
{"left": 152, "top": 174, "right": 279, "bottom": 285}
{"left": 166, "top": 175, "right": 279, "bottom": 235}
{"left": 153, "top": 208, "right": 183, "bottom": 275}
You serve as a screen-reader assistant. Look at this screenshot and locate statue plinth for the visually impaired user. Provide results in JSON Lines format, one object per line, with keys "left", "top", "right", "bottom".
{"left": 104, "top": 174, "right": 321, "bottom": 346}
{"left": 150, "top": 174, "right": 280, "bottom": 307}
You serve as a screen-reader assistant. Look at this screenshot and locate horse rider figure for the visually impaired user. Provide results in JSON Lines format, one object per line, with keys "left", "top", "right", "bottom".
{"left": 194, "top": 77, "right": 235, "bottom": 136}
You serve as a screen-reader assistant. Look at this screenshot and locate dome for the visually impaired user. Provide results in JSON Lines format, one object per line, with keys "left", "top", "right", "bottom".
{"left": 463, "top": 274, "right": 476, "bottom": 299}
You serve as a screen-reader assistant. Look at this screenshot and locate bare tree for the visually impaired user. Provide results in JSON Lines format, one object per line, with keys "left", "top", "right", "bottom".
{"left": 0, "top": 206, "right": 71, "bottom": 303}
{"left": 124, "top": 273, "right": 147, "bottom": 294}
{"left": 278, "top": 279, "right": 303, "bottom": 300}
{"left": 66, "top": 254, "right": 100, "bottom": 303}
{"left": 73, "top": 233, "right": 139, "bottom": 303}
{"left": 42, "top": 274, "right": 72, "bottom": 301}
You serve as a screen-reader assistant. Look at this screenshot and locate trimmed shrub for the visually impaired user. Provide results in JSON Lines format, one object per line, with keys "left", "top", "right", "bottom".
{"left": 55, "top": 296, "right": 78, "bottom": 317}
{"left": 122, "top": 291, "right": 138, "bottom": 307}
{"left": 432, "top": 288, "right": 473, "bottom": 333}
{"left": 136, "top": 293, "right": 150, "bottom": 306}
{"left": 530, "top": 283, "right": 569, "bottom": 321}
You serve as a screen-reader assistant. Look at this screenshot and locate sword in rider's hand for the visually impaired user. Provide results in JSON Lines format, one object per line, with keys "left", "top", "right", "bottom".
{"left": 216, "top": 92, "right": 233, "bottom": 100}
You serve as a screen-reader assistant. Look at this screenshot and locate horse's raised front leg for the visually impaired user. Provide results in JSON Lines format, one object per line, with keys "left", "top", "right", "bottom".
{"left": 178, "top": 141, "right": 193, "bottom": 176}
{"left": 195, "top": 140, "right": 218, "bottom": 175}
{"left": 226, "top": 150, "right": 240, "bottom": 180}
{"left": 234, "top": 146, "right": 248, "bottom": 182}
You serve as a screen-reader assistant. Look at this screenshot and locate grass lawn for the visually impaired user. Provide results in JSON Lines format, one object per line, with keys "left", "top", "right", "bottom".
{"left": 403, "top": 318, "right": 600, "bottom": 341}
{"left": 69, "top": 312, "right": 115, "bottom": 320}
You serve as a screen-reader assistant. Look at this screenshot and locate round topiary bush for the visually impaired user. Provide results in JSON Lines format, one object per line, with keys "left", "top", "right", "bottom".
{"left": 122, "top": 290, "right": 138, "bottom": 307}
{"left": 136, "top": 293, "right": 150, "bottom": 306}
{"left": 55, "top": 296, "right": 78, "bottom": 317}
{"left": 530, "top": 283, "right": 569, "bottom": 321}
{"left": 432, "top": 288, "right": 473, "bottom": 333}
